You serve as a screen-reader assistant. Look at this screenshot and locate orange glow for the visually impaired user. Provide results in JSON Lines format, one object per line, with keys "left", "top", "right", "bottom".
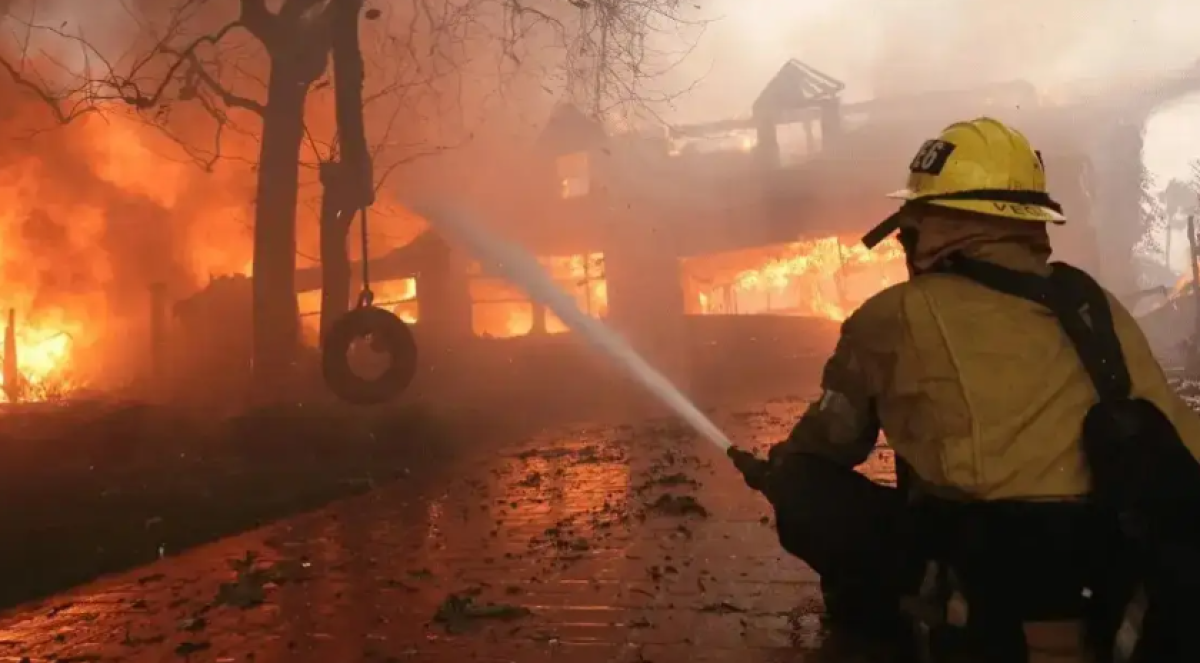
{"left": 0, "top": 314, "right": 80, "bottom": 402}
{"left": 297, "top": 278, "right": 418, "bottom": 345}
{"left": 681, "top": 236, "right": 906, "bottom": 321}
{"left": 469, "top": 253, "right": 607, "bottom": 338}
{"left": 0, "top": 140, "right": 110, "bottom": 401}
{"left": 0, "top": 49, "right": 429, "bottom": 401}
{"left": 0, "top": 101, "right": 261, "bottom": 401}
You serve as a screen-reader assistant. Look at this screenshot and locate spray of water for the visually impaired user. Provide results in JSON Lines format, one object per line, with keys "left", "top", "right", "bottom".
{"left": 417, "top": 204, "right": 733, "bottom": 452}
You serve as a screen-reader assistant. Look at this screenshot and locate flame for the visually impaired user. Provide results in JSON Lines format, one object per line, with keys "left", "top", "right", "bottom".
{"left": 291, "top": 238, "right": 898, "bottom": 346}
{"left": 682, "top": 235, "right": 907, "bottom": 321}
{"left": 0, "top": 139, "right": 112, "bottom": 401}
{"left": 0, "top": 60, "right": 430, "bottom": 401}
{"left": 0, "top": 315, "right": 80, "bottom": 401}
{"left": 0, "top": 59, "right": 291, "bottom": 402}
{"left": 297, "top": 278, "right": 418, "bottom": 345}
{"left": 468, "top": 253, "right": 607, "bottom": 338}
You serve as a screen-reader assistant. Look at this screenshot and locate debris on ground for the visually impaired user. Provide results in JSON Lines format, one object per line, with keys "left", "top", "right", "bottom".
{"left": 173, "top": 640, "right": 211, "bottom": 655}
{"left": 515, "top": 472, "right": 543, "bottom": 487}
{"left": 433, "top": 590, "right": 532, "bottom": 633}
{"left": 213, "top": 550, "right": 308, "bottom": 609}
{"left": 700, "top": 601, "right": 746, "bottom": 614}
{"left": 635, "top": 472, "right": 699, "bottom": 491}
{"left": 178, "top": 616, "right": 207, "bottom": 632}
{"left": 214, "top": 576, "right": 265, "bottom": 609}
{"left": 647, "top": 493, "right": 709, "bottom": 518}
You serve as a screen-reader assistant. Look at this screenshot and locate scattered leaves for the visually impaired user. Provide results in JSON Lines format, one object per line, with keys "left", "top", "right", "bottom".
{"left": 433, "top": 592, "right": 532, "bottom": 634}
{"left": 648, "top": 494, "right": 709, "bottom": 518}
{"left": 700, "top": 601, "right": 745, "bottom": 614}
{"left": 174, "top": 640, "right": 211, "bottom": 655}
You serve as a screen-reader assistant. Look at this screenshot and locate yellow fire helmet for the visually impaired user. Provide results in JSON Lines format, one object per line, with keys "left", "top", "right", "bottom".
{"left": 862, "top": 117, "right": 1066, "bottom": 249}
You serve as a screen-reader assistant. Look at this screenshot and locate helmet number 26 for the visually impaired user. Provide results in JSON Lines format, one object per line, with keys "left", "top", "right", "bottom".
{"left": 909, "top": 139, "right": 956, "bottom": 176}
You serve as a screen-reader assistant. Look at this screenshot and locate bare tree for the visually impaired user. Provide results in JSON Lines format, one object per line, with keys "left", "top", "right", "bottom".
{"left": 547, "top": 0, "right": 706, "bottom": 123}
{"left": 0, "top": 0, "right": 706, "bottom": 400}
{"left": 1159, "top": 178, "right": 1195, "bottom": 272}
{"left": 1, "top": 0, "right": 470, "bottom": 399}
{"left": 1, "top": 0, "right": 351, "bottom": 399}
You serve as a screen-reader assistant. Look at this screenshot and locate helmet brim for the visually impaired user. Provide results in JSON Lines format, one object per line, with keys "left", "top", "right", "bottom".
{"left": 885, "top": 189, "right": 1066, "bottom": 224}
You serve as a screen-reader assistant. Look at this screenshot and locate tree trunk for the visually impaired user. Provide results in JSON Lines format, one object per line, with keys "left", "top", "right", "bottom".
{"left": 250, "top": 67, "right": 310, "bottom": 400}
{"left": 314, "top": 0, "right": 372, "bottom": 347}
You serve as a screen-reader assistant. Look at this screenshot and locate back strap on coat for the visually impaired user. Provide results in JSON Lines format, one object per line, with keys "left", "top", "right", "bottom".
{"left": 941, "top": 256, "right": 1133, "bottom": 404}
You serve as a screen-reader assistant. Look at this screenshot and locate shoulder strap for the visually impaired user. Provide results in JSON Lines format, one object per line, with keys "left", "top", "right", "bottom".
{"left": 942, "top": 256, "right": 1133, "bottom": 403}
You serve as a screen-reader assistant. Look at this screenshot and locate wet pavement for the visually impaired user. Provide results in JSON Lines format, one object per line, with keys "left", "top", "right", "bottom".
{"left": 0, "top": 396, "right": 901, "bottom": 663}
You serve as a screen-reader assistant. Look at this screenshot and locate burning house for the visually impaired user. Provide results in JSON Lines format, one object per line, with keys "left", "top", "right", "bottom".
{"left": 287, "top": 60, "right": 1105, "bottom": 409}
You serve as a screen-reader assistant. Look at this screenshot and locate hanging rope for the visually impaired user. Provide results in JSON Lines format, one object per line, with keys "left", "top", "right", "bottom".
{"left": 318, "top": 1, "right": 416, "bottom": 405}
{"left": 321, "top": 205, "right": 418, "bottom": 405}
{"left": 356, "top": 206, "right": 374, "bottom": 308}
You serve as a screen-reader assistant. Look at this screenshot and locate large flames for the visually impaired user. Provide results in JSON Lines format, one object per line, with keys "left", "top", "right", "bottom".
{"left": 0, "top": 100, "right": 257, "bottom": 403}
{"left": 682, "top": 235, "right": 907, "bottom": 321}
{"left": 1, "top": 49, "right": 905, "bottom": 405}
{"left": 296, "top": 253, "right": 610, "bottom": 342}
{"left": 0, "top": 89, "right": 908, "bottom": 404}
{"left": 290, "top": 239, "right": 905, "bottom": 344}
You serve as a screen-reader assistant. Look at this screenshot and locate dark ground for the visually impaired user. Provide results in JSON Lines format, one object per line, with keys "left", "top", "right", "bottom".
{"left": 0, "top": 395, "right": 885, "bottom": 663}
{"left": 0, "top": 375, "right": 1193, "bottom": 662}
{"left": 0, "top": 400, "right": 507, "bottom": 611}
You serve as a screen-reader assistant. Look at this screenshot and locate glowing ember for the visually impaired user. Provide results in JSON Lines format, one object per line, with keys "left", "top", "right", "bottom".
{"left": 682, "top": 235, "right": 907, "bottom": 321}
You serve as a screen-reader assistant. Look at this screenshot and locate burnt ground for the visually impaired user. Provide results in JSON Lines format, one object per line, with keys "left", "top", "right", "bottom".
{"left": 0, "top": 401, "right": 511, "bottom": 611}
{"left": 0, "top": 375, "right": 1194, "bottom": 662}
{"left": 0, "top": 396, "right": 908, "bottom": 663}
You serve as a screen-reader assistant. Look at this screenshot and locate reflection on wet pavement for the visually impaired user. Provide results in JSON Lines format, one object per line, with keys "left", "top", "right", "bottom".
{"left": 0, "top": 397, "right": 903, "bottom": 662}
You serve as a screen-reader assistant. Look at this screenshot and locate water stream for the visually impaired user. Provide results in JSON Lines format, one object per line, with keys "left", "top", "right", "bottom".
{"left": 418, "top": 204, "right": 733, "bottom": 452}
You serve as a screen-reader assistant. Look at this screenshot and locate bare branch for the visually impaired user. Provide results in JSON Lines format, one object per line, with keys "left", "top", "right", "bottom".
{"left": 110, "top": 20, "right": 245, "bottom": 109}
{"left": 170, "top": 48, "right": 265, "bottom": 115}
{"left": 0, "top": 55, "right": 97, "bottom": 123}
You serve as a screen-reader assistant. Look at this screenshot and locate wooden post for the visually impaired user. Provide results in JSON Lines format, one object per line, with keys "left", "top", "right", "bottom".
{"left": 3, "top": 309, "right": 17, "bottom": 403}
{"left": 1187, "top": 216, "right": 1200, "bottom": 372}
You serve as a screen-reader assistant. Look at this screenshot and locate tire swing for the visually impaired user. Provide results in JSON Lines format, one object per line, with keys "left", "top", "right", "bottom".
{"left": 321, "top": 207, "right": 418, "bottom": 405}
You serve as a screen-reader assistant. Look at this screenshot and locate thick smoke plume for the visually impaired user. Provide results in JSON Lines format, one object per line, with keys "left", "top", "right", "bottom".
{"left": 666, "top": 0, "right": 1200, "bottom": 124}
{"left": 1, "top": 0, "right": 1198, "bottom": 393}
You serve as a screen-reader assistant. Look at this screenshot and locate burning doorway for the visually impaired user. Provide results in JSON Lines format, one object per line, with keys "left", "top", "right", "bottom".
{"left": 467, "top": 253, "right": 608, "bottom": 338}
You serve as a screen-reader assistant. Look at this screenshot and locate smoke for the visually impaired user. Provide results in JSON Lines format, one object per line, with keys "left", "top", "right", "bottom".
{"left": 2, "top": 0, "right": 1197, "bottom": 390}
{"left": 661, "top": 0, "right": 1200, "bottom": 124}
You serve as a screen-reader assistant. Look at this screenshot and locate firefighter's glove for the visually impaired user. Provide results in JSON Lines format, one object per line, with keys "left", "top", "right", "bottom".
{"left": 728, "top": 447, "right": 771, "bottom": 492}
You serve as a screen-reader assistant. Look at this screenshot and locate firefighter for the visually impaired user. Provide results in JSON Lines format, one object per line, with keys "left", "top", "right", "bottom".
{"left": 730, "top": 117, "right": 1200, "bottom": 661}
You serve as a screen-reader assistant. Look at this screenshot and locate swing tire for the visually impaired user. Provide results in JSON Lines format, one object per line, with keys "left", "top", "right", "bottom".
{"left": 321, "top": 306, "right": 418, "bottom": 405}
